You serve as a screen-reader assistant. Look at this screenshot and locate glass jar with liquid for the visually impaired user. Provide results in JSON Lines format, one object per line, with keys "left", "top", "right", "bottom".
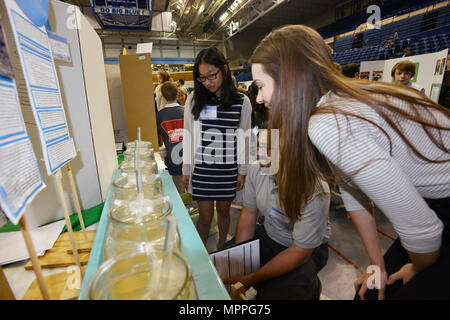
{"left": 87, "top": 246, "right": 197, "bottom": 300}
{"left": 119, "top": 159, "right": 158, "bottom": 176}
{"left": 126, "top": 140, "right": 152, "bottom": 151}
{"left": 109, "top": 173, "right": 163, "bottom": 210}
{"left": 123, "top": 147, "right": 155, "bottom": 162}
{"left": 104, "top": 196, "right": 181, "bottom": 260}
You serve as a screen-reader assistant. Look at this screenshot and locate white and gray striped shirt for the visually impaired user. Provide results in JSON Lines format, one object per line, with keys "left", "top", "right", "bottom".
{"left": 308, "top": 91, "right": 449, "bottom": 253}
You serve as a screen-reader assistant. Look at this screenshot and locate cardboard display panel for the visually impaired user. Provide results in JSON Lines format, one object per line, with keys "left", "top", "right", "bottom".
{"left": 119, "top": 53, "right": 159, "bottom": 151}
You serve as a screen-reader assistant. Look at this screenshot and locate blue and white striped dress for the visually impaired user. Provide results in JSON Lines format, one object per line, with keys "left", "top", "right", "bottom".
{"left": 191, "top": 94, "right": 244, "bottom": 201}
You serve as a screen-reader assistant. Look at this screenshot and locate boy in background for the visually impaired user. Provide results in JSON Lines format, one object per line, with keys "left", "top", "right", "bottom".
{"left": 342, "top": 63, "right": 359, "bottom": 79}
{"left": 391, "top": 60, "right": 425, "bottom": 94}
{"left": 157, "top": 81, "right": 185, "bottom": 193}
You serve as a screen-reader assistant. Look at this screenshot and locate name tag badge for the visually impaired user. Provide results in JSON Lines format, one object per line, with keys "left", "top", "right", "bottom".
{"left": 268, "top": 207, "right": 291, "bottom": 224}
{"left": 199, "top": 105, "right": 217, "bottom": 120}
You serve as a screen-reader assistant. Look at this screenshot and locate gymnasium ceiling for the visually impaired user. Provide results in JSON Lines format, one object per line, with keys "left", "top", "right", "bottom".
{"left": 61, "top": 0, "right": 337, "bottom": 43}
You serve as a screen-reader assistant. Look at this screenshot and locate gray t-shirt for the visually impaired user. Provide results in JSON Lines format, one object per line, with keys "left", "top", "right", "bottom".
{"left": 243, "top": 164, "right": 331, "bottom": 248}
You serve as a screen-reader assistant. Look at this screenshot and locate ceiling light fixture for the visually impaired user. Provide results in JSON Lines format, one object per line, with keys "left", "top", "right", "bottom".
{"left": 219, "top": 12, "right": 228, "bottom": 22}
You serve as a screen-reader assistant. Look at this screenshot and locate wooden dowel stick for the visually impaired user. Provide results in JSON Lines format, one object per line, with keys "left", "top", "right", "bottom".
{"left": 54, "top": 170, "right": 83, "bottom": 278}
{"left": 66, "top": 163, "right": 87, "bottom": 241}
{"left": 18, "top": 216, "right": 50, "bottom": 300}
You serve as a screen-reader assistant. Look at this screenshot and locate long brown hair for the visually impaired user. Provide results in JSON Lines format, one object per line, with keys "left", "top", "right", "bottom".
{"left": 250, "top": 25, "right": 450, "bottom": 222}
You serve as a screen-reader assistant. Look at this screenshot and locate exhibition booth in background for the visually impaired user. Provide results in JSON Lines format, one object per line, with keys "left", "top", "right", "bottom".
{"left": 360, "top": 49, "right": 449, "bottom": 102}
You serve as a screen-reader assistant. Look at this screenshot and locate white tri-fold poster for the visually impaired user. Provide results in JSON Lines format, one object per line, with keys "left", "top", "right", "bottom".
{"left": 360, "top": 49, "right": 449, "bottom": 102}
{"left": 2, "top": 0, "right": 76, "bottom": 176}
{"left": 0, "top": 21, "right": 45, "bottom": 225}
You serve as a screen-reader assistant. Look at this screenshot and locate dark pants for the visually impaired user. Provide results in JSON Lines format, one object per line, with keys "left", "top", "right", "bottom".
{"left": 225, "top": 224, "right": 328, "bottom": 300}
{"left": 355, "top": 197, "right": 450, "bottom": 300}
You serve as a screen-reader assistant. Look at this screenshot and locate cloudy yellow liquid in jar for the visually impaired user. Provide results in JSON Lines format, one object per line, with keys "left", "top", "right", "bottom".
{"left": 89, "top": 248, "right": 197, "bottom": 300}
{"left": 104, "top": 197, "right": 181, "bottom": 260}
{"left": 110, "top": 173, "right": 163, "bottom": 210}
{"left": 123, "top": 147, "right": 155, "bottom": 162}
{"left": 119, "top": 159, "right": 158, "bottom": 176}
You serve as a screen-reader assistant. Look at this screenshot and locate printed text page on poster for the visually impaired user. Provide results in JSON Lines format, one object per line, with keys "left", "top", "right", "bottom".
{"left": 3, "top": 0, "right": 76, "bottom": 176}
{"left": 0, "top": 21, "right": 45, "bottom": 225}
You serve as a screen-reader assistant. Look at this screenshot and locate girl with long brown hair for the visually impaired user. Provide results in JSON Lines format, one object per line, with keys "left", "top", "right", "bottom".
{"left": 250, "top": 24, "right": 450, "bottom": 299}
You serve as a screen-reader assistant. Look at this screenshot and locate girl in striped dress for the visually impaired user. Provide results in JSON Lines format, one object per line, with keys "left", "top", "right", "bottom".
{"left": 182, "top": 47, "right": 252, "bottom": 248}
{"left": 250, "top": 25, "right": 449, "bottom": 299}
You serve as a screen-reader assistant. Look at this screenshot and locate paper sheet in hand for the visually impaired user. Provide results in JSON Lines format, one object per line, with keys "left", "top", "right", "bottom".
{"left": 209, "top": 239, "right": 260, "bottom": 280}
{"left": 0, "top": 220, "right": 66, "bottom": 265}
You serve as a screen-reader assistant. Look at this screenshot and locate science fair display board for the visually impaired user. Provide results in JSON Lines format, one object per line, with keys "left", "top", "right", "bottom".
{"left": 0, "top": 0, "right": 117, "bottom": 299}
{"left": 0, "top": 3, "right": 49, "bottom": 299}
{"left": 0, "top": 0, "right": 117, "bottom": 230}
{"left": 360, "top": 49, "right": 449, "bottom": 102}
{"left": 47, "top": 0, "right": 117, "bottom": 212}
{"left": 0, "top": 20, "right": 45, "bottom": 226}
{"left": 0, "top": 0, "right": 85, "bottom": 243}
{"left": 1, "top": 0, "right": 76, "bottom": 176}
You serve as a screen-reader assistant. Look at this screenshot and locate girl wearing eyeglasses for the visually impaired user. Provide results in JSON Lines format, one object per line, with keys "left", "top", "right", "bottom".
{"left": 182, "top": 47, "right": 252, "bottom": 249}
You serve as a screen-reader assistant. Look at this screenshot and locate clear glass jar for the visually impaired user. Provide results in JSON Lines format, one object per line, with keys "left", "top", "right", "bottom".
{"left": 110, "top": 173, "right": 163, "bottom": 210}
{"left": 87, "top": 247, "right": 198, "bottom": 300}
{"left": 119, "top": 159, "right": 158, "bottom": 176}
{"left": 104, "top": 196, "right": 181, "bottom": 260}
{"left": 126, "top": 140, "right": 152, "bottom": 150}
{"left": 123, "top": 147, "right": 155, "bottom": 162}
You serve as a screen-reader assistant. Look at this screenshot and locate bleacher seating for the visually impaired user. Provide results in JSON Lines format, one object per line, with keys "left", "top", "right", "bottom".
{"left": 330, "top": 1, "right": 449, "bottom": 68}
{"left": 332, "top": 30, "right": 448, "bottom": 67}
{"left": 235, "top": 1, "right": 450, "bottom": 83}
{"left": 332, "top": 1, "right": 449, "bottom": 52}
{"left": 236, "top": 29, "right": 448, "bottom": 82}
{"left": 319, "top": 0, "right": 445, "bottom": 40}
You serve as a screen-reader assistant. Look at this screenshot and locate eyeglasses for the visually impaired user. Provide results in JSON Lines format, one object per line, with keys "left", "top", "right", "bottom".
{"left": 196, "top": 70, "right": 220, "bottom": 83}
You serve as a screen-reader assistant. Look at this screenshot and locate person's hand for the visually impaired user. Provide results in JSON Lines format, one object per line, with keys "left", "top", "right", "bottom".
{"left": 386, "top": 263, "right": 417, "bottom": 286}
{"left": 354, "top": 265, "right": 388, "bottom": 300}
{"left": 182, "top": 175, "right": 190, "bottom": 191}
{"left": 236, "top": 175, "right": 245, "bottom": 191}
{"left": 223, "top": 273, "right": 254, "bottom": 292}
